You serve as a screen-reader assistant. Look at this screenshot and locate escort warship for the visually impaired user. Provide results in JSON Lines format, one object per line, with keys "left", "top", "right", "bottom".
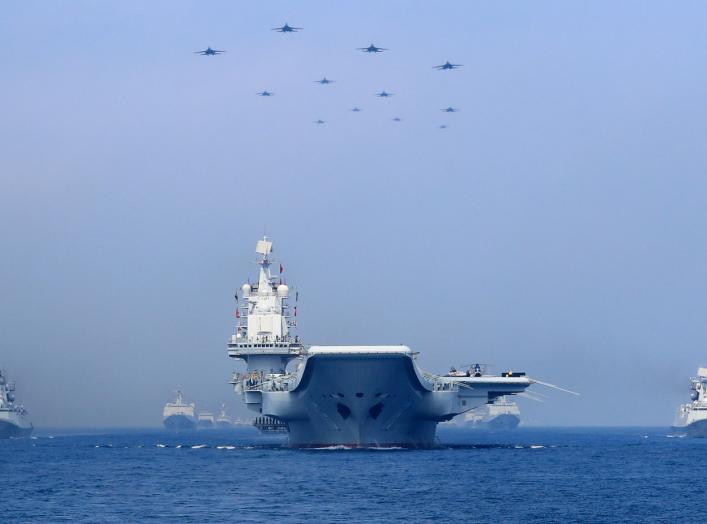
{"left": 216, "top": 404, "right": 232, "bottom": 428}
{"left": 0, "top": 369, "right": 33, "bottom": 438}
{"left": 227, "top": 237, "right": 538, "bottom": 448}
{"left": 162, "top": 390, "right": 197, "bottom": 430}
{"left": 672, "top": 367, "right": 707, "bottom": 437}
{"left": 463, "top": 395, "right": 521, "bottom": 430}
{"left": 197, "top": 411, "right": 216, "bottom": 428}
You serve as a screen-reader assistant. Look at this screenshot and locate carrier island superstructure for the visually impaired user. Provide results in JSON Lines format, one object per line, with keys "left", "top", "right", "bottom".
{"left": 227, "top": 238, "right": 534, "bottom": 447}
{"left": 672, "top": 367, "right": 707, "bottom": 437}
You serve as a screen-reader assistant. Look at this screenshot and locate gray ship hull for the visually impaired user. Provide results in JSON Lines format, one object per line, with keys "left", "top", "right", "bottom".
{"left": 478, "top": 414, "right": 520, "bottom": 431}
{"left": 0, "top": 420, "right": 33, "bottom": 439}
{"left": 259, "top": 353, "right": 490, "bottom": 448}
{"left": 163, "top": 414, "right": 196, "bottom": 431}
{"left": 671, "top": 419, "right": 707, "bottom": 438}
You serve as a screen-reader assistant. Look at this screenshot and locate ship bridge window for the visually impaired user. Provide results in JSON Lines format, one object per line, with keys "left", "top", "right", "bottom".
{"left": 336, "top": 403, "right": 351, "bottom": 420}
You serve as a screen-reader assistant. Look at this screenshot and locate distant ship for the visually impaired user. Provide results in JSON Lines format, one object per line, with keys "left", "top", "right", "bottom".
{"left": 464, "top": 395, "right": 521, "bottom": 430}
{"left": 0, "top": 370, "right": 33, "bottom": 438}
{"left": 162, "top": 391, "right": 196, "bottom": 430}
{"left": 197, "top": 411, "right": 216, "bottom": 428}
{"left": 227, "top": 237, "right": 536, "bottom": 448}
{"left": 672, "top": 367, "right": 707, "bottom": 437}
{"left": 216, "top": 404, "right": 232, "bottom": 428}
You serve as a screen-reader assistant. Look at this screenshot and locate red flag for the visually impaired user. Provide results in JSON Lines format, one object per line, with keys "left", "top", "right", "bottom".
{"left": 236, "top": 308, "right": 240, "bottom": 319}
{"left": 279, "top": 263, "right": 284, "bottom": 274}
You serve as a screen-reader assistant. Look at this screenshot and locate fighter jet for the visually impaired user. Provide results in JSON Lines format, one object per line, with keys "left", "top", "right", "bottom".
{"left": 272, "top": 23, "right": 302, "bottom": 33}
{"left": 315, "top": 77, "right": 334, "bottom": 85}
{"left": 375, "top": 91, "right": 394, "bottom": 98}
{"left": 358, "top": 44, "right": 387, "bottom": 53}
{"left": 434, "top": 61, "right": 462, "bottom": 70}
{"left": 314, "top": 119, "right": 326, "bottom": 124}
{"left": 392, "top": 117, "right": 403, "bottom": 122}
{"left": 194, "top": 47, "right": 225, "bottom": 56}
{"left": 257, "top": 90, "right": 274, "bottom": 97}
{"left": 351, "top": 107, "right": 362, "bottom": 112}
{"left": 439, "top": 124, "right": 449, "bottom": 129}
{"left": 441, "top": 106, "right": 459, "bottom": 113}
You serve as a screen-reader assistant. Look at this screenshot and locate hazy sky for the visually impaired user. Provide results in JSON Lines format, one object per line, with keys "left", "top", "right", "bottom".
{"left": 1, "top": 1, "right": 706, "bottom": 427}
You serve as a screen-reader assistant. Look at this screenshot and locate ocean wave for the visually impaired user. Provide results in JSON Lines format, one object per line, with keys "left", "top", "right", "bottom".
{"left": 191, "top": 444, "right": 208, "bottom": 449}
{"left": 216, "top": 445, "right": 236, "bottom": 450}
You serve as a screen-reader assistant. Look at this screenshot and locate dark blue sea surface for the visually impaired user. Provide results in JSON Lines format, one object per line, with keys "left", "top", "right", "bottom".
{"left": 2, "top": 427, "right": 705, "bottom": 523}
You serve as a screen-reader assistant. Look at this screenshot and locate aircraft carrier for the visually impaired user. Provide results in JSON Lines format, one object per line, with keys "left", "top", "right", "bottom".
{"left": 0, "top": 370, "right": 33, "bottom": 439}
{"left": 227, "top": 237, "right": 536, "bottom": 447}
{"left": 672, "top": 367, "right": 707, "bottom": 437}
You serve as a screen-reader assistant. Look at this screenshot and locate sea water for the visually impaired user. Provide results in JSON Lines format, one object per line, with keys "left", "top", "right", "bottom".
{"left": 2, "top": 427, "right": 705, "bottom": 523}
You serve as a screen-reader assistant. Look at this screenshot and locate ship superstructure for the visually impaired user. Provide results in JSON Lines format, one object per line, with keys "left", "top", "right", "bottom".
{"left": 162, "top": 391, "right": 197, "bottom": 431}
{"left": 672, "top": 367, "right": 707, "bottom": 437}
{"left": 0, "top": 370, "right": 33, "bottom": 438}
{"left": 464, "top": 395, "right": 521, "bottom": 430}
{"left": 227, "top": 237, "right": 535, "bottom": 447}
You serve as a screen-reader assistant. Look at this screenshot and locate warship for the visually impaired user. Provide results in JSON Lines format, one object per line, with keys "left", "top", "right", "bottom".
{"left": 672, "top": 367, "right": 707, "bottom": 437}
{"left": 197, "top": 411, "right": 216, "bottom": 428}
{"left": 226, "top": 237, "right": 544, "bottom": 448}
{"left": 216, "top": 404, "right": 232, "bottom": 428}
{"left": 463, "top": 395, "right": 521, "bottom": 430}
{"left": 0, "top": 370, "right": 33, "bottom": 438}
{"left": 162, "top": 391, "right": 197, "bottom": 430}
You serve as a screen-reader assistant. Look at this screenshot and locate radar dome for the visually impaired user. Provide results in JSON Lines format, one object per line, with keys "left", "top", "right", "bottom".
{"left": 277, "top": 284, "right": 289, "bottom": 298}
{"left": 241, "top": 283, "right": 251, "bottom": 295}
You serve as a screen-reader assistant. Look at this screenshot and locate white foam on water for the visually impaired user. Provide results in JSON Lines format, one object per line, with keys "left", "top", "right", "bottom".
{"left": 156, "top": 444, "right": 166, "bottom": 448}
{"left": 176, "top": 444, "right": 183, "bottom": 448}
{"left": 309, "top": 445, "right": 353, "bottom": 450}
{"left": 530, "top": 445, "right": 545, "bottom": 449}
{"left": 368, "top": 446, "right": 404, "bottom": 450}
{"left": 666, "top": 434, "right": 686, "bottom": 438}
{"left": 514, "top": 445, "right": 524, "bottom": 449}
{"left": 217, "top": 445, "right": 236, "bottom": 450}
{"left": 191, "top": 444, "right": 208, "bottom": 449}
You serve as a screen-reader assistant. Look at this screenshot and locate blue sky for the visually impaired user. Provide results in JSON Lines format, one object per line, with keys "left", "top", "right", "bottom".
{"left": 1, "top": 1, "right": 706, "bottom": 426}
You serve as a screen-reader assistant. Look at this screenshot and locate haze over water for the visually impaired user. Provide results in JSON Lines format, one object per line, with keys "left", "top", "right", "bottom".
{"left": 1, "top": 1, "right": 706, "bottom": 428}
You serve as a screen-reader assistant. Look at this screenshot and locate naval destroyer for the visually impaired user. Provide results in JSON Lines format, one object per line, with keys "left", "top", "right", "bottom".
{"left": 671, "top": 367, "right": 707, "bottom": 437}
{"left": 162, "top": 391, "right": 197, "bottom": 430}
{"left": 197, "top": 411, "right": 216, "bottom": 428}
{"left": 227, "top": 237, "right": 540, "bottom": 448}
{"left": 0, "top": 370, "right": 33, "bottom": 438}
{"left": 216, "top": 404, "right": 232, "bottom": 428}
{"left": 463, "top": 396, "right": 521, "bottom": 430}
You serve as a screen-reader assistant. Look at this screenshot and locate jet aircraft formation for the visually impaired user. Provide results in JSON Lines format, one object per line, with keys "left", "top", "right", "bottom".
{"left": 195, "top": 22, "right": 461, "bottom": 129}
